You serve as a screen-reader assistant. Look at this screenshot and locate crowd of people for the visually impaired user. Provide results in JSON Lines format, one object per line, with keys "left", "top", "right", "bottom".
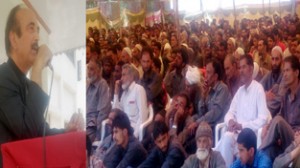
{"left": 86, "top": 13, "right": 300, "bottom": 168}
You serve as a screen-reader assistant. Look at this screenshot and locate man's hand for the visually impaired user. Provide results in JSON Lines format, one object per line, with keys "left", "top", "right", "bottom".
{"left": 228, "top": 119, "right": 242, "bottom": 132}
{"left": 114, "top": 80, "right": 121, "bottom": 95}
{"left": 31, "top": 45, "right": 53, "bottom": 87}
{"left": 65, "top": 112, "right": 84, "bottom": 132}
{"left": 168, "top": 61, "right": 176, "bottom": 72}
{"left": 34, "top": 44, "right": 53, "bottom": 70}
{"left": 187, "top": 122, "right": 198, "bottom": 135}
{"left": 295, "top": 131, "right": 300, "bottom": 146}
{"left": 228, "top": 119, "right": 236, "bottom": 132}
{"left": 266, "top": 90, "right": 275, "bottom": 101}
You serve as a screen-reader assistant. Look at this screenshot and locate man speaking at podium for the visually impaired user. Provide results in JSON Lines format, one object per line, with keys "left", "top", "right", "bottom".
{"left": 0, "top": 4, "right": 84, "bottom": 166}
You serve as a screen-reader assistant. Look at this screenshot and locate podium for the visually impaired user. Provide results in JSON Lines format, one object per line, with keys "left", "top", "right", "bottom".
{"left": 1, "top": 132, "right": 86, "bottom": 168}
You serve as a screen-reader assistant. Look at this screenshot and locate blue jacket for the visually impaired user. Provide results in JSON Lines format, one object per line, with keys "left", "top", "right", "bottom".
{"left": 231, "top": 150, "right": 272, "bottom": 168}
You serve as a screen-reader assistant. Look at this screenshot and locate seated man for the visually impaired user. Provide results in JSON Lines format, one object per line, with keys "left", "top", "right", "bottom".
{"left": 215, "top": 54, "right": 271, "bottom": 167}
{"left": 231, "top": 128, "right": 272, "bottom": 168}
{"left": 260, "top": 55, "right": 300, "bottom": 162}
{"left": 138, "top": 121, "right": 186, "bottom": 168}
{"left": 86, "top": 59, "right": 111, "bottom": 142}
{"left": 182, "top": 122, "right": 226, "bottom": 168}
{"left": 188, "top": 58, "right": 231, "bottom": 133}
{"left": 260, "top": 46, "right": 285, "bottom": 117}
{"left": 273, "top": 131, "right": 300, "bottom": 168}
{"left": 92, "top": 108, "right": 122, "bottom": 164}
{"left": 113, "top": 63, "right": 148, "bottom": 137}
{"left": 140, "top": 47, "right": 166, "bottom": 116}
{"left": 165, "top": 93, "right": 191, "bottom": 137}
{"left": 224, "top": 55, "right": 242, "bottom": 97}
{"left": 164, "top": 47, "right": 190, "bottom": 98}
{"left": 103, "top": 111, "right": 147, "bottom": 168}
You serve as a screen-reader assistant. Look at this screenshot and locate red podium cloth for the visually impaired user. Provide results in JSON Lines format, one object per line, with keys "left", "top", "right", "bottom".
{"left": 1, "top": 132, "right": 86, "bottom": 168}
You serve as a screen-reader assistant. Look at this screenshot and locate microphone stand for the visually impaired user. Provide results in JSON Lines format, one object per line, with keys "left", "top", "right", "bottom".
{"left": 42, "top": 66, "right": 54, "bottom": 168}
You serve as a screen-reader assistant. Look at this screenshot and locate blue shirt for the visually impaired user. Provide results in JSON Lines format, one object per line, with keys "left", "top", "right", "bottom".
{"left": 231, "top": 150, "right": 272, "bottom": 168}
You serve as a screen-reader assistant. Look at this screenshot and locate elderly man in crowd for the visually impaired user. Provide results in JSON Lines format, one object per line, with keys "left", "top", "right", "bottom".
{"left": 113, "top": 64, "right": 148, "bottom": 138}
{"left": 86, "top": 59, "right": 111, "bottom": 142}
{"left": 182, "top": 122, "right": 226, "bottom": 168}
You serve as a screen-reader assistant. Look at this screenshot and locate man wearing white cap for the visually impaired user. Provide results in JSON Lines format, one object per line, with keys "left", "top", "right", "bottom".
{"left": 185, "top": 66, "right": 202, "bottom": 115}
{"left": 260, "top": 46, "right": 285, "bottom": 117}
{"left": 182, "top": 122, "right": 226, "bottom": 168}
{"left": 227, "top": 37, "right": 237, "bottom": 56}
{"left": 121, "top": 47, "right": 132, "bottom": 64}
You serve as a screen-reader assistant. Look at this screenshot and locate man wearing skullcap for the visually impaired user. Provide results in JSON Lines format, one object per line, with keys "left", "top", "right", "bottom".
{"left": 182, "top": 122, "right": 226, "bottom": 168}
{"left": 260, "top": 46, "right": 285, "bottom": 117}
{"left": 227, "top": 37, "right": 237, "bottom": 55}
{"left": 121, "top": 47, "right": 132, "bottom": 64}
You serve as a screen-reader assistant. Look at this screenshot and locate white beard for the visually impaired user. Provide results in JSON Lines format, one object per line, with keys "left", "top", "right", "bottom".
{"left": 196, "top": 148, "right": 209, "bottom": 161}
{"left": 121, "top": 82, "right": 130, "bottom": 90}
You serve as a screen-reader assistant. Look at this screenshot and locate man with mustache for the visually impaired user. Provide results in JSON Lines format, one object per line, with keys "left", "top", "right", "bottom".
{"left": 182, "top": 121, "right": 226, "bottom": 168}
{"left": 215, "top": 54, "right": 271, "bottom": 167}
{"left": 86, "top": 59, "right": 111, "bottom": 142}
{"left": 0, "top": 4, "right": 83, "bottom": 166}
{"left": 138, "top": 121, "right": 186, "bottom": 168}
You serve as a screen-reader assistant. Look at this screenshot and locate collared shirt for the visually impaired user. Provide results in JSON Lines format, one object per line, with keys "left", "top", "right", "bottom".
{"left": 196, "top": 81, "right": 231, "bottom": 126}
{"left": 231, "top": 150, "right": 272, "bottom": 168}
{"left": 86, "top": 78, "right": 111, "bottom": 126}
{"left": 281, "top": 82, "right": 300, "bottom": 130}
{"left": 113, "top": 81, "right": 148, "bottom": 137}
{"left": 225, "top": 80, "right": 271, "bottom": 132}
{"left": 163, "top": 65, "right": 189, "bottom": 98}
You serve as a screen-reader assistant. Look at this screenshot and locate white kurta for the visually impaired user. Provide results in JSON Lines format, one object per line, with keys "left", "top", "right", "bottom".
{"left": 113, "top": 81, "right": 149, "bottom": 137}
{"left": 216, "top": 80, "right": 271, "bottom": 167}
{"left": 224, "top": 80, "right": 271, "bottom": 132}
